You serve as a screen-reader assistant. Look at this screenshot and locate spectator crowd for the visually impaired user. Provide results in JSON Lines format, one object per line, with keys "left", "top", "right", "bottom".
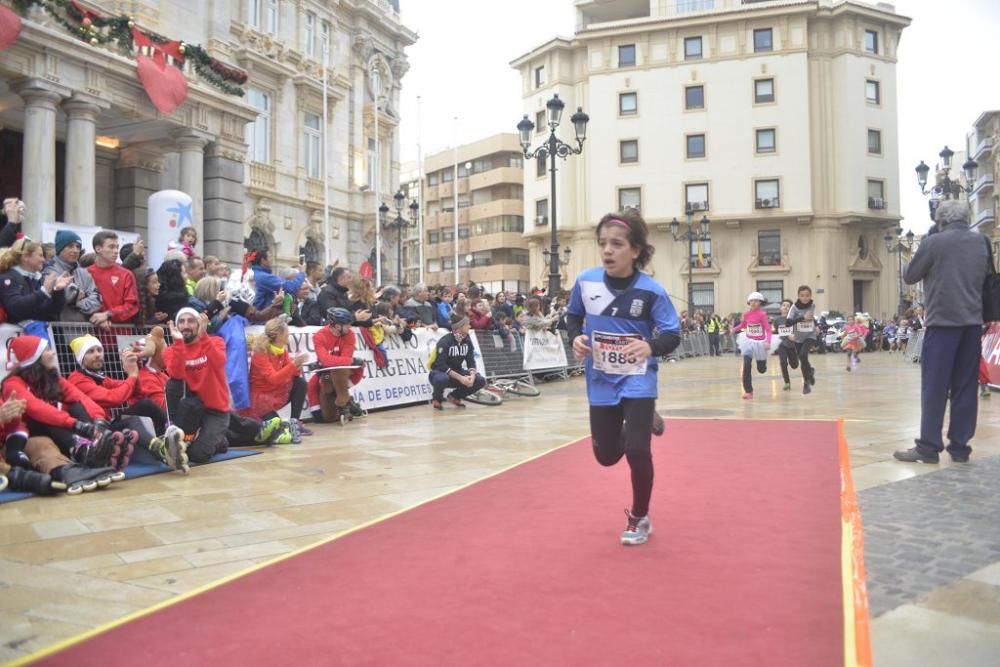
{"left": 0, "top": 198, "right": 570, "bottom": 496}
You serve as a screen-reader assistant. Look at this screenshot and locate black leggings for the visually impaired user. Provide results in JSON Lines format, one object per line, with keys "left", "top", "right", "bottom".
{"left": 260, "top": 376, "right": 307, "bottom": 422}
{"left": 778, "top": 342, "right": 799, "bottom": 383}
{"left": 742, "top": 356, "right": 767, "bottom": 394}
{"left": 795, "top": 341, "right": 815, "bottom": 383}
{"left": 590, "top": 398, "right": 655, "bottom": 518}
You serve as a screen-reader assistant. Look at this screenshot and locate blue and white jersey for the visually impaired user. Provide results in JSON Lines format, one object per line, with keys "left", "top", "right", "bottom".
{"left": 566, "top": 267, "right": 680, "bottom": 405}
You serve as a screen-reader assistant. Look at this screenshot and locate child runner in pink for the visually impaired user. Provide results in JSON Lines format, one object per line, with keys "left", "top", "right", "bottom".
{"left": 843, "top": 316, "right": 869, "bottom": 371}
{"left": 730, "top": 292, "right": 772, "bottom": 398}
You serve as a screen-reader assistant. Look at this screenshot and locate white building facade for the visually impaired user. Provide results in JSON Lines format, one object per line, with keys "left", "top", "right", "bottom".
{"left": 512, "top": 0, "right": 910, "bottom": 318}
{"left": 0, "top": 0, "right": 414, "bottom": 268}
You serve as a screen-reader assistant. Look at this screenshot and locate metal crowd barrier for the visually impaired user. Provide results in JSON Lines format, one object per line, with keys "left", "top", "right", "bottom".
{"left": 903, "top": 328, "right": 925, "bottom": 363}
{"left": 473, "top": 329, "right": 528, "bottom": 381}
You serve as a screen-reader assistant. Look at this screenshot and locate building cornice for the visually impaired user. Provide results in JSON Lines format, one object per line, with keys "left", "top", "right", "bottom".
{"left": 509, "top": 37, "right": 578, "bottom": 68}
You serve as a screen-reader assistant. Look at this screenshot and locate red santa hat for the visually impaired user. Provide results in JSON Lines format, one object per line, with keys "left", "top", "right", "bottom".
{"left": 6, "top": 335, "right": 47, "bottom": 371}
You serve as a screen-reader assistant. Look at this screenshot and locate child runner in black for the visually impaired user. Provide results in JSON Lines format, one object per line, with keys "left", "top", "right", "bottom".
{"left": 566, "top": 209, "right": 681, "bottom": 546}
{"left": 786, "top": 285, "right": 818, "bottom": 393}
{"left": 774, "top": 299, "right": 799, "bottom": 391}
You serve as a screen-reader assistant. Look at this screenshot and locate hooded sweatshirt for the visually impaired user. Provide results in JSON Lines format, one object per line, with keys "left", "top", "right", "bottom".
{"left": 903, "top": 215, "right": 990, "bottom": 327}
{"left": 787, "top": 299, "right": 817, "bottom": 341}
{"left": 42, "top": 256, "right": 103, "bottom": 321}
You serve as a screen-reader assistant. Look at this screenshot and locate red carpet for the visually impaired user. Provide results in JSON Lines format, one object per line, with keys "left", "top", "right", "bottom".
{"left": 32, "top": 419, "right": 851, "bottom": 666}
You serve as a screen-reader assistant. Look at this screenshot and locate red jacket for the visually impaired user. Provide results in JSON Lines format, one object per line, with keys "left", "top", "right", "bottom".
{"left": 1, "top": 375, "right": 103, "bottom": 430}
{"left": 87, "top": 263, "right": 139, "bottom": 323}
{"left": 241, "top": 349, "right": 301, "bottom": 419}
{"left": 67, "top": 370, "right": 139, "bottom": 418}
{"left": 163, "top": 335, "right": 230, "bottom": 412}
{"left": 469, "top": 310, "right": 492, "bottom": 330}
{"left": 133, "top": 366, "right": 167, "bottom": 411}
{"left": 313, "top": 326, "right": 363, "bottom": 385}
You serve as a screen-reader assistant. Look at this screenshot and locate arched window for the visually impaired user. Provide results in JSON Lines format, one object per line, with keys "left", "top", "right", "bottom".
{"left": 300, "top": 238, "right": 321, "bottom": 264}
{"left": 245, "top": 228, "right": 269, "bottom": 254}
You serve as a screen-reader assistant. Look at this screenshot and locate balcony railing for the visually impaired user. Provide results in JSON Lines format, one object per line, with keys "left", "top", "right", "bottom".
{"left": 973, "top": 136, "right": 995, "bottom": 160}
{"left": 250, "top": 162, "right": 276, "bottom": 190}
{"left": 868, "top": 197, "right": 886, "bottom": 210}
{"left": 974, "top": 207, "right": 995, "bottom": 228}
{"left": 973, "top": 174, "right": 995, "bottom": 196}
{"left": 758, "top": 253, "right": 782, "bottom": 267}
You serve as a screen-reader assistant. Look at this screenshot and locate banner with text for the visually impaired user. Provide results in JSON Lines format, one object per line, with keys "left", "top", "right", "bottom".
{"left": 521, "top": 329, "right": 569, "bottom": 371}
{"left": 245, "top": 325, "right": 486, "bottom": 411}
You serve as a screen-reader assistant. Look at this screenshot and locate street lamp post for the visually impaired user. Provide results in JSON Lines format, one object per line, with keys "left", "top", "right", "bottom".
{"left": 517, "top": 94, "right": 589, "bottom": 297}
{"left": 379, "top": 189, "right": 419, "bottom": 286}
{"left": 884, "top": 227, "right": 916, "bottom": 316}
{"left": 669, "top": 206, "right": 711, "bottom": 313}
{"left": 915, "top": 145, "right": 978, "bottom": 221}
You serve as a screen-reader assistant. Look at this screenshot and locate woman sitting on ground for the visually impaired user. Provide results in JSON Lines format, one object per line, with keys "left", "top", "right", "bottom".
{"left": 241, "top": 317, "right": 312, "bottom": 439}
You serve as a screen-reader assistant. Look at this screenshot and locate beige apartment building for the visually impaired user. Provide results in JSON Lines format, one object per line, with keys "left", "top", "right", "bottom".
{"left": 512, "top": 0, "right": 910, "bottom": 318}
{"left": 420, "top": 133, "right": 530, "bottom": 293}
{"left": 968, "top": 111, "right": 998, "bottom": 247}
{"left": 0, "top": 0, "right": 414, "bottom": 268}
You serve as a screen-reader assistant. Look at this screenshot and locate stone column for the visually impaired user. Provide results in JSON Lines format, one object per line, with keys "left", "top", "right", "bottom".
{"left": 174, "top": 130, "right": 212, "bottom": 244}
{"left": 115, "top": 145, "right": 164, "bottom": 236}
{"left": 203, "top": 141, "right": 247, "bottom": 265}
{"left": 13, "top": 79, "right": 67, "bottom": 238}
{"left": 62, "top": 96, "right": 106, "bottom": 227}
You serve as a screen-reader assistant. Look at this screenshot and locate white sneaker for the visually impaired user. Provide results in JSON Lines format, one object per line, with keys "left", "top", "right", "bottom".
{"left": 621, "top": 509, "right": 652, "bottom": 546}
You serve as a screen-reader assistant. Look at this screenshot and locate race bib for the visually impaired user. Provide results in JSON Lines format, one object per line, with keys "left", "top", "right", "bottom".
{"left": 777, "top": 325, "right": 793, "bottom": 338}
{"left": 592, "top": 331, "right": 648, "bottom": 376}
{"left": 795, "top": 321, "right": 815, "bottom": 333}
{"left": 846, "top": 331, "right": 859, "bottom": 341}
{"left": 746, "top": 323, "right": 764, "bottom": 339}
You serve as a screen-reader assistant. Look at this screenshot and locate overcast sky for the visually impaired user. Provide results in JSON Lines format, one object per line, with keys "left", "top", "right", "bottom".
{"left": 397, "top": 0, "right": 1000, "bottom": 234}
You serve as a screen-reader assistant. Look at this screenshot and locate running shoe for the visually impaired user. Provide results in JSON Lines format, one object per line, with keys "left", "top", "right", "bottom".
{"left": 255, "top": 417, "right": 284, "bottom": 445}
{"left": 783, "top": 382, "right": 791, "bottom": 391}
{"left": 742, "top": 392, "right": 753, "bottom": 399}
{"left": 621, "top": 509, "right": 652, "bottom": 546}
{"left": 803, "top": 382, "right": 812, "bottom": 395}
{"left": 292, "top": 418, "right": 314, "bottom": 436}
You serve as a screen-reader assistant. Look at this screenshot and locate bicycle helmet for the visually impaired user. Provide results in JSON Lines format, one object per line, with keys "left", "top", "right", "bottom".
{"left": 326, "top": 307, "right": 353, "bottom": 325}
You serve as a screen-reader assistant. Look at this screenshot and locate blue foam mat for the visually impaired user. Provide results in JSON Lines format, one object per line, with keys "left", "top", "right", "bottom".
{"left": 0, "top": 448, "right": 259, "bottom": 504}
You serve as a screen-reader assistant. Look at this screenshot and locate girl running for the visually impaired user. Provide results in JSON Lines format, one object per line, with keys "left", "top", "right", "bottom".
{"left": 787, "top": 285, "right": 818, "bottom": 393}
{"left": 731, "top": 292, "right": 772, "bottom": 399}
{"left": 566, "top": 209, "right": 681, "bottom": 546}
{"left": 843, "top": 315, "right": 869, "bottom": 371}
{"left": 774, "top": 299, "right": 799, "bottom": 391}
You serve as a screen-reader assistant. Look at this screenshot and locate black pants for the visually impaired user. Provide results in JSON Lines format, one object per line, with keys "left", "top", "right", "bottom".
{"left": 428, "top": 370, "right": 486, "bottom": 401}
{"left": 259, "top": 376, "right": 307, "bottom": 422}
{"left": 741, "top": 356, "right": 768, "bottom": 394}
{"left": 917, "top": 326, "right": 980, "bottom": 455}
{"left": 590, "top": 398, "right": 655, "bottom": 518}
{"left": 167, "top": 379, "right": 240, "bottom": 463}
{"left": 709, "top": 332, "right": 720, "bottom": 356}
{"left": 27, "top": 402, "right": 91, "bottom": 455}
{"left": 778, "top": 342, "right": 799, "bottom": 384}
{"left": 795, "top": 340, "right": 815, "bottom": 383}
{"left": 122, "top": 399, "right": 168, "bottom": 435}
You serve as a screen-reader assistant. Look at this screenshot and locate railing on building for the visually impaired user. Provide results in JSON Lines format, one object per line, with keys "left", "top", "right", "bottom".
{"left": 250, "top": 162, "right": 277, "bottom": 190}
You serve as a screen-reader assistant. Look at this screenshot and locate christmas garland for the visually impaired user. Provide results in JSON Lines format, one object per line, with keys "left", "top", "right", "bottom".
{"left": 12, "top": 0, "right": 247, "bottom": 96}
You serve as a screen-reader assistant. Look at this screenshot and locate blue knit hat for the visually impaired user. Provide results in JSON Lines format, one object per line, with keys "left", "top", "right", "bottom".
{"left": 54, "top": 229, "right": 82, "bottom": 255}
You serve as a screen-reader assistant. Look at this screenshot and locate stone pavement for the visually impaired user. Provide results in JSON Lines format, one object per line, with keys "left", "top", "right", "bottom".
{"left": 1, "top": 352, "right": 997, "bottom": 664}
